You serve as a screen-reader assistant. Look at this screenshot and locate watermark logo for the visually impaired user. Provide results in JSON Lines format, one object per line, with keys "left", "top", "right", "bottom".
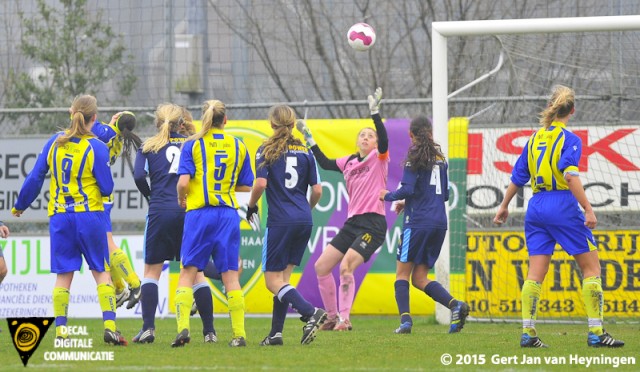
{"left": 7, "top": 317, "right": 54, "bottom": 367}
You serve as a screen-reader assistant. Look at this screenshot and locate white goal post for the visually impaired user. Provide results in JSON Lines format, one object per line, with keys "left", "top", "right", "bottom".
{"left": 431, "top": 15, "right": 640, "bottom": 325}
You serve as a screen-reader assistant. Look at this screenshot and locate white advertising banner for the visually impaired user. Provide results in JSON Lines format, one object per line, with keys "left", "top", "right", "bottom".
{"left": 1, "top": 125, "right": 638, "bottom": 221}
{"left": 0, "top": 235, "right": 168, "bottom": 319}
{"left": 465, "top": 125, "right": 640, "bottom": 212}
{"left": 0, "top": 137, "right": 147, "bottom": 222}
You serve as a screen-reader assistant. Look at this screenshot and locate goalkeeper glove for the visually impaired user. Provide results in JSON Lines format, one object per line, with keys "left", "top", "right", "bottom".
{"left": 296, "top": 119, "right": 316, "bottom": 147}
{"left": 368, "top": 87, "right": 383, "bottom": 115}
{"left": 246, "top": 205, "right": 261, "bottom": 232}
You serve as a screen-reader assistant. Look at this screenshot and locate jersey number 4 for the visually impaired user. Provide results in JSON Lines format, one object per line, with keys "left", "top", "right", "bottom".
{"left": 430, "top": 164, "right": 442, "bottom": 195}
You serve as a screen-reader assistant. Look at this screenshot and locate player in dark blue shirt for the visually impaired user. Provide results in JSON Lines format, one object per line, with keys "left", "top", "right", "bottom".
{"left": 380, "top": 115, "right": 468, "bottom": 335}
{"left": 246, "top": 104, "right": 326, "bottom": 346}
{"left": 132, "top": 104, "right": 216, "bottom": 344}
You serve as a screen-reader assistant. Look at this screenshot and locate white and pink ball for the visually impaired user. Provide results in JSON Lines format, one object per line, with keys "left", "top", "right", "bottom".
{"left": 347, "top": 23, "right": 376, "bottom": 51}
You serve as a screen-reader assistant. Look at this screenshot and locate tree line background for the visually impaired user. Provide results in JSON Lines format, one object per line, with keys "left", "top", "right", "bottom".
{"left": 1, "top": 0, "right": 640, "bottom": 134}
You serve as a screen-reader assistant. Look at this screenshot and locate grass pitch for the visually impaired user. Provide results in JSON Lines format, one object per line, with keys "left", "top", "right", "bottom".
{"left": 1, "top": 316, "right": 638, "bottom": 371}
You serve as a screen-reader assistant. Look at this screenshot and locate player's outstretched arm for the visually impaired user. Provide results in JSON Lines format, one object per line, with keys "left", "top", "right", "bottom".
{"left": 296, "top": 119, "right": 340, "bottom": 172}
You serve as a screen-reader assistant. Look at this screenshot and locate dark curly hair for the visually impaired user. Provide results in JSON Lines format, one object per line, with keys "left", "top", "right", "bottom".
{"left": 405, "top": 115, "right": 444, "bottom": 172}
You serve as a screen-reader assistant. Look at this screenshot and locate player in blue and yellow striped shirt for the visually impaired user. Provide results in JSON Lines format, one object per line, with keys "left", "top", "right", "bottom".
{"left": 172, "top": 99, "right": 254, "bottom": 347}
{"left": 92, "top": 112, "right": 143, "bottom": 309}
{"left": 12, "top": 95, "right": 127, "bottom": 345}
{"left": 494, "top": 85, "right": 623, "bottom": 348}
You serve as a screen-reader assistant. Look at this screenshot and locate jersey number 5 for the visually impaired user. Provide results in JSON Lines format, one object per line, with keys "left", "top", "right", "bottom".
{"left": 214, "top": 153, "right": 228, "bottom": 181}
{"left": 285, "top": 156, "right": 299, "bottom": 189}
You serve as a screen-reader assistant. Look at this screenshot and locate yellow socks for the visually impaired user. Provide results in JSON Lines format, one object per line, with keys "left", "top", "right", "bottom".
{"left": 582, "top": 276, "right": 604, "bottom": 336}
{"left": 175, "top": 287, "right": 193, "bottom": 333}
{"left": 521, "top": 279, "right": 541, "bottom": 336}
{"left": 53, "top": 287, "right": 70, "bottom": 338}
{"left": 227, "top": 289, "right": 246, "bottom": 338}
{"left": 97, "top": 283, "right": 117, "bottom": 331}
{"left": 110, "top": 248, "right": 141, "bottom": 289}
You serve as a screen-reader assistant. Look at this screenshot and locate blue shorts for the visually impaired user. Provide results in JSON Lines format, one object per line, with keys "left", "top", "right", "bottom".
{"left": 398, "top": 227, "right": 446, "bottom": 267}
{"left": 525, "top": 191, "right": 597, "bottom": 256}
{"left": 181, "top": 206, "right": 240, "bottom": 272}
{"left": 144, "top": 210, "right": 185, "bottom": 264}
{"left": 262, "top": 225, "right": 312, "bottom": 272}
{"left": 50, "top": 212, "right": 109, "bottom": 273}
{"left": 103, "top": 203, "right": 113, "bottom": 232}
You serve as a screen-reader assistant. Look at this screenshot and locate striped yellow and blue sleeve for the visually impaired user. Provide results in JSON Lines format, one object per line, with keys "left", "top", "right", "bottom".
{"left": 558, "top": 130, "right": 581, "bottom": 177}
{"left": 14, "top": 134, "right": 58, "bottom": 211}
{"left": 511, "top": 138, "right": 532, "bottom": 187}
{"left": 88, "top": 138, "right": 114, "bottom": 196}
{"left": 236, "top": 142, "right": 254, "bottom": 187}
{"left": 92, "top": 120, "right": 122, "bottom": 165}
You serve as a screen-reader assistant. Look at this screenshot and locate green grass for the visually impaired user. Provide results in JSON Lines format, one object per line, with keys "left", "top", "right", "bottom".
{"left": 1, "top": 316, "right": 638, "bottom": 371}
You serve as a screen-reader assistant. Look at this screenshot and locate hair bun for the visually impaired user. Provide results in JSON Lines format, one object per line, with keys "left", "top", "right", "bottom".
{"left": 117, "top": 111, "right": 136, "bottom": 131}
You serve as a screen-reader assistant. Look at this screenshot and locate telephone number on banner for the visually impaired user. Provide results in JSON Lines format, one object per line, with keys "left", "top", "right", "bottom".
{"left": 467, "top": 299, "right": 640, "bottom": 314}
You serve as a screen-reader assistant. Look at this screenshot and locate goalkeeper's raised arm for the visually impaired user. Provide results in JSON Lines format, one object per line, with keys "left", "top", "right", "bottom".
{"left": 299, "top": 88, "right": 390, "bottom": 332}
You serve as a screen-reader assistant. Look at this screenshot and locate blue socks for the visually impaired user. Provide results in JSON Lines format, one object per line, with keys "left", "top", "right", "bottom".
{"left": 394, "top": 280, "right": 412, "bottom": 325}
{"left": 424, "top": 281, "right": 456, "bottom": 309}
{"left": 278, "top": 284, "right": 314, "bottom": 318}
{"left": 270, "top": 296, "right": 289, "bottom": 337}
{"left": 141, "top": 278, "right": 158, "bottom": 330}
{"left": 193, "top": 282, "right": 215, "bottom": 335}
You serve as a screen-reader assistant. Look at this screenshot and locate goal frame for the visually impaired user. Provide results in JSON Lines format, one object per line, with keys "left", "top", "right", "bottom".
{"left": 431, "top": 15, "right": 640, "bottom": 324}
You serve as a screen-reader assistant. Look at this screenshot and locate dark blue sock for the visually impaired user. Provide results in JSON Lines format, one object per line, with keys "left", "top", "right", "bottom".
{"left": 141, "top": 280, "right": 158, "bottom": 330}
{"left": 193, "top": 283, "right": 215, "bottom": 334}
{"left": 424, "top": 281, "right": 456, "bottom": 308}
{"left": 394, "top": 280, "right": 412, "bottom": 324}
{"left": 278, "top": 284, "right": 315, "bottom": 318}
{"left": 270, "top": 296, "right": 288, "bottom": 337}
{"left": 203, "top": 261, "right": 221, "bottom": 281}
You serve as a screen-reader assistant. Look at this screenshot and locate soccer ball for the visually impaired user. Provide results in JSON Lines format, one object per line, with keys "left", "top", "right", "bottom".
{"left": 347, "top": 23, "right": 376, "bottom": 51}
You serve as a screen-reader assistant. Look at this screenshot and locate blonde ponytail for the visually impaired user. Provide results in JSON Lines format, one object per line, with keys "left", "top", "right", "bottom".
{"left": 57, "top": 95, "right": 97, "bottom": 146}
{"left": 539, "top": 85, "right": 575, "bottom": 128}
{"left": 189, "top": 100, "right": 226, "bottom": 141}
{"left": 142, "top": 103, "right": 183, "bottom": 153}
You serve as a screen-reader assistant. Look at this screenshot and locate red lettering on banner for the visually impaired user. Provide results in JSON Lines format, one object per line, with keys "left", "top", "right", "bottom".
{"left": 468, "top": 133, "right": 483, "bottom": 175}
{"left": 493, "top": 130, "right": 535, "bottom": 174}
{"left": 575, "top": 129, "right": 640, "bottom": 171}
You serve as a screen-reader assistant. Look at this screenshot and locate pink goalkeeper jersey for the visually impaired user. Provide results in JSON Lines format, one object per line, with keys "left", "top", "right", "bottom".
{"left": 336, "top": 148, "right": 389, "bottom": 218}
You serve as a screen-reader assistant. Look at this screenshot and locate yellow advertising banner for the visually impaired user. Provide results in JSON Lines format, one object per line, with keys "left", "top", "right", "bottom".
{"left": 466, "top": 230, "right": 640, "bottom": 318}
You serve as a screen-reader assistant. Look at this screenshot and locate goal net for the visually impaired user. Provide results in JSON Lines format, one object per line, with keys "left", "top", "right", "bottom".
{"left": 433, "top": 16, "right": 640, "bottom": 324}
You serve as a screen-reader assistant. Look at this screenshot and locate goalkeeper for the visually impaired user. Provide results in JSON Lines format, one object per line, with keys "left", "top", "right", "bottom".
{"left": 297, "top": 88, "right": 389, "bottom": 332}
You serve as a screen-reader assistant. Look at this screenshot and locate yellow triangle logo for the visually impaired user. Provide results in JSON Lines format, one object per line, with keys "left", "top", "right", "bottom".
{"left": 7, "top": 317, "right": 54, "bottom": 367}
